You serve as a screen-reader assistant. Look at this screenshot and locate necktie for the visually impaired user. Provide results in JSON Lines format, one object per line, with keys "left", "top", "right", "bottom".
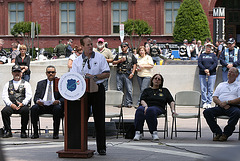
{"left": 47, "top": 81, "right": 52, "bottom": 101}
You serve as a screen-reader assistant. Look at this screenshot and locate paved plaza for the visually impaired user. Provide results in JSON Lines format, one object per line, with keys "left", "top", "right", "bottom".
{"left": 0, "top": 106, "right": 240, "bottom": 161}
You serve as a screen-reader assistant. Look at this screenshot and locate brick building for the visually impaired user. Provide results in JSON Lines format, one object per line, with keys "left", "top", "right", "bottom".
{"left": 0, "top": 0, "right": 239, "bottom": 49}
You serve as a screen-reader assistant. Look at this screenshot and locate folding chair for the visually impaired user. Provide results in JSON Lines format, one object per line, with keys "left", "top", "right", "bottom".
{"left": 157, "top": 106, "right": 168, "bottom": 139}
{"left": 215, "top": 115, "right": 240, "bottom": 140}
{"left": 171, "top": 91, "right": 201, "bottom": 139}
{"left": 37, "top": 114, "right": 64, "bottom": 135}
{"left": 141, "top": 105, "right": 168, "bottom": 139}
{"left": 105, "top": 90, "right": 124, "bottom": 138}
{"left": 11, "top": 114, "right": 31, "bottom": 137}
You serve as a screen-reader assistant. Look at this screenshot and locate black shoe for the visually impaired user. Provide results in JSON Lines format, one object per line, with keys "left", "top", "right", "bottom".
{"left": 3, "top": 131, "right": 13, "bottom": 138}
{"left": 20, "top": 132, "right": 27, "bottom": 138}
{"left": 98, "top": 149, "right": 106, "bottom": 155}
{"left": 53, "top": 135, "right": 59, "bottom": 139}
{"left": 31, "top": 134, "right": 39, "bottom": 139}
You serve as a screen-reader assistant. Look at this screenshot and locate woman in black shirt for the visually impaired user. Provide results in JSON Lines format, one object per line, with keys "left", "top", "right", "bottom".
{"left": 15, "top": 45, "right": 31, "bottom": 82}
{"left": 133, "top": 74, "right": 176, "bottom": 141}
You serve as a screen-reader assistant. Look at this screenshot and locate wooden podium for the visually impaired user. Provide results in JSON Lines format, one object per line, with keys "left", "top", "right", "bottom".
{"left": 56, "top": 78, "right": 95, "bottom": 158}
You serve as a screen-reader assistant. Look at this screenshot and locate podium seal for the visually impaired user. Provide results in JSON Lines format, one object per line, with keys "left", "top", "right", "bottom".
{"left": 58, "top": 72, "right": 86, "bottom": 100}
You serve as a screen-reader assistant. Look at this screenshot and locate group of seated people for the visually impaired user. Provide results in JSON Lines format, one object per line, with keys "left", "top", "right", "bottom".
{"left": 1, "top": 65, "right": 63, "bottom": 139}
{"left": 1, "top": 64, "right": 240, "bottom": 142}
{"left": 133, "top": 68, "right": 240, "bottom": 142}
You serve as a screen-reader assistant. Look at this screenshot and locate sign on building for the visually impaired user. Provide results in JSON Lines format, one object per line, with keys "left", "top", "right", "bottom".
{"left": 120, "top": 24, "right": 124, "bottom": 43}
{"left": 213, "top": 7, "right": 225, "bottom": 43}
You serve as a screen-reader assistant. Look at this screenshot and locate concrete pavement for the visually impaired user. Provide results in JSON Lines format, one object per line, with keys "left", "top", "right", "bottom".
{"left": 0, "top": 106, "right": 240, "bottom": 161}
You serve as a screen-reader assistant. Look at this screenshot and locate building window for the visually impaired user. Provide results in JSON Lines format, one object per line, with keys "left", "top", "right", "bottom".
{"left": 164, "top": 1, "right": 181, "bottom": 34}
{"left": 60, "top": 2, "right": 76, "bottom": 35}
{"left": 9, "top": 3, "right": 24, "bottom": 33}
{"left": 111, "top": 2, "right": 128, "bottom": 34}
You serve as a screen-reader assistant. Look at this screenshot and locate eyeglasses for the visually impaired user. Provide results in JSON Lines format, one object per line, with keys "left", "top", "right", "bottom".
{"left": 154, "top": 77, "right": 161, "bottom": 81}
{"left": 47, "top": 71, "right": 56, "bottom": 74}
{"left": 121, "top": 46, "right": 127, "bottom": 48}
{"left": 20, "top": 49, "right": 26, "bottom": 50}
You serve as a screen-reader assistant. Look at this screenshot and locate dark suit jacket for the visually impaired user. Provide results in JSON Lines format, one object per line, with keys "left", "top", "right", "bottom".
{"left": 33, "top": 78, "right": 64, "bottom": 105}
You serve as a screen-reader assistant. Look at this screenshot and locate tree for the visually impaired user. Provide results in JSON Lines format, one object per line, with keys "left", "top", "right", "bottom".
{"left": 11, "top": 21, "right": 41, "bottom": 52}
{"left": 173, "top": 0, "right": 211, "bottom": 43}
{"left": 123, "top": 19, "right": 152, "bottom": 49}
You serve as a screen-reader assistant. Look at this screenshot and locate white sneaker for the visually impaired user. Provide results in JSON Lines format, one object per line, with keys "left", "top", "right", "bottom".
{"left": 152, "top": 131, "right": 159, "bottom": 141}
{"left": 203, "top": 103, "right": 208, "bottom": 109}
{"left": 207, "top": 104, "right": 212, "bottom": 108}
{"left": 133, "top": 131, "right": 142, "bottom": 141}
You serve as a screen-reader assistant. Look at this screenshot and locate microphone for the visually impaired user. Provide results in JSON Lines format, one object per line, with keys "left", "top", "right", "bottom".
{"left": 206, "top": 74, "right": 208, "bottom": 82}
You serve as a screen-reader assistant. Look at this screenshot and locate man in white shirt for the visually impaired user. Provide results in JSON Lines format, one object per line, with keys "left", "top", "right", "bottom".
{"left": 1, "top": 65, "right": 32, "bottom": 138}
{"left": 203, "top": 67, "right": 240, "bottom": 141}
{"left": 71, "top": 36, "right": 110, "bottom": 155}
{"left": 31, "top": 65, "right": 64, "bottom": 139}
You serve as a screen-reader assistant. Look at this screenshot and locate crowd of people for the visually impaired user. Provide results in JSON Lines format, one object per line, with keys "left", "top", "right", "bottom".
{"left": 0, "top": 36, "right": 240, "bottom": 157}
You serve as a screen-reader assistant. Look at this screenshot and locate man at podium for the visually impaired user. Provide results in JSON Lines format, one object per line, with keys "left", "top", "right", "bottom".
{"left": 71, "top": 36, "right": 110, "bottom": 155}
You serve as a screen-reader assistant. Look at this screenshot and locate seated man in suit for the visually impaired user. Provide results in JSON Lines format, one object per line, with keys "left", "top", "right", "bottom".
{"left": 31, "top": 65, "right": 64, "bottom": 139}
{"left": 1, "top": 65, "right": 32, "bottom": 138}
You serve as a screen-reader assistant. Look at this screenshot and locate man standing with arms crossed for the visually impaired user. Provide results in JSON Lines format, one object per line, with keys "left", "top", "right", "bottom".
{"left": 71, "top": 36, "right": 110, "bottom": 155}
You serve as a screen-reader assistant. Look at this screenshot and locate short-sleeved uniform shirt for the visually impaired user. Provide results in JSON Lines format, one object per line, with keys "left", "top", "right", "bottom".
{"left": 71, "top": 51, "right": 110, "bottom": 84}
{"left": 140, "top": 87, "right": 174, "bottom": 113}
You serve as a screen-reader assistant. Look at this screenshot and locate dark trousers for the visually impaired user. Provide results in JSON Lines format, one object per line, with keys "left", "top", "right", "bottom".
{"left": 203, "top": 106, "right": 240, "bottom": 137}
{"left": 1, "top": 105, "right": 29, "bottom": 132}
{"left": 87, "top": 83, "right": 106, "bottom": 152}
{"left": 134, "top": 106, "right": 164, "bottom": 134}
{"left": 31, "top": 104, "right": 63, "bottom": 135}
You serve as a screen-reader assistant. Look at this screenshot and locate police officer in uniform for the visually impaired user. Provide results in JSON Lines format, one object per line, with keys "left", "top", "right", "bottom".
{"left": 1, "top": 65, "right": 32, "bottom": 138}
{"left": 54, "top": 40, "right": 66, "bottom": 58}
{"left": 113, "top": 42, "right": 137, "bottom": 108}
{"left": 150, "top": 40, "right": 162, "bottom": 65}
{"left": 220, "top": 38, "right": 240, "bottom": 82}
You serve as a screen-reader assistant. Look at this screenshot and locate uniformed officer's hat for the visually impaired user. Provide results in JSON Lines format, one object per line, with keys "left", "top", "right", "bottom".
{"left": 12, "top": 65, "right": 22, "bottom": 72}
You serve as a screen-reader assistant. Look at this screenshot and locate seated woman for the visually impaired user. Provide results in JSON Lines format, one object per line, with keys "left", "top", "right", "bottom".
{"left": 133, "top": 73, "right": 176, "bottom": 141}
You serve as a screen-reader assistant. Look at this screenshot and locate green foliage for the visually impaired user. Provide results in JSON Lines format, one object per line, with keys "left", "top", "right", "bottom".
{"left": 173, "top": 0, "right": 211, "bottom": 43}
{"left": 124, "top": 19, "right": 152, "bottom": 49}
{"left": 11, "top": 21, "right": 41, "bottom": 37}
{"left": 44, "top": 47, "right": 54, "bottom": 54}
{"left": 10, "top": 21, "right": 41, "bottom": 58}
